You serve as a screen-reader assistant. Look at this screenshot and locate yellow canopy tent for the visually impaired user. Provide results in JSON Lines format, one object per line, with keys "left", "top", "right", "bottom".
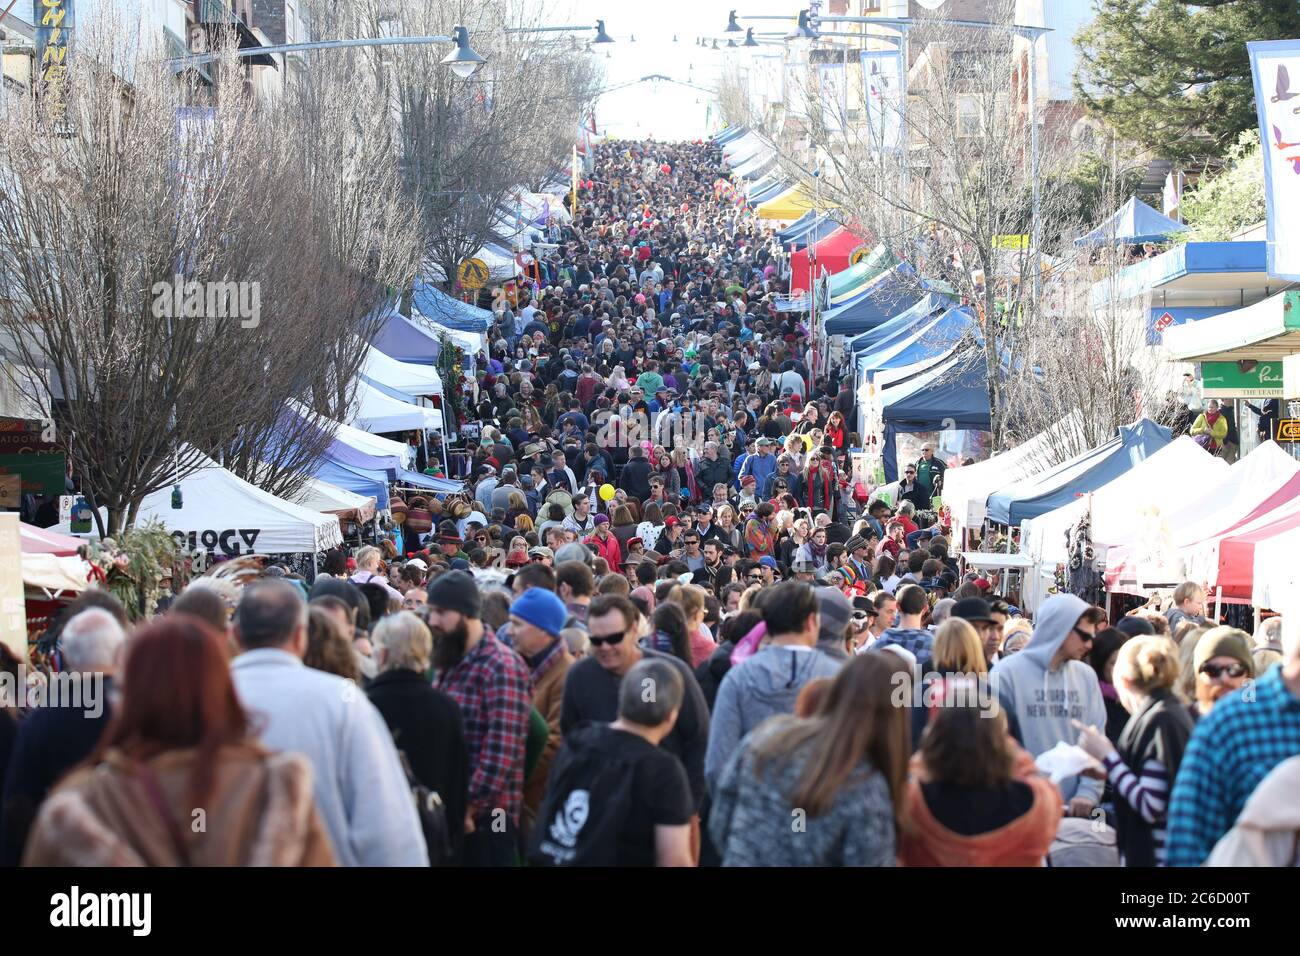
{"left": 756, "top": 184, "right": 831, "bottom": 221}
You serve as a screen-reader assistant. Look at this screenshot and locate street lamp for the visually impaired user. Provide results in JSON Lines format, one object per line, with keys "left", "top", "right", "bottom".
{"left": 593, "top": 20, "right": 614, "bottom": 44}
{"left": 440, "top": 25, "right": 485, "bottom": 79}
{"left": 788, "top": 10, "right": 817, "bottom": 41}
{"left": 744, "top": 28, "right": 760, "bottom": 48}
{"left": 725, "top": 10, "right": 743, "bottom": 33}
{"left": 166, "top": 26, "right": 489, "bottom": 77}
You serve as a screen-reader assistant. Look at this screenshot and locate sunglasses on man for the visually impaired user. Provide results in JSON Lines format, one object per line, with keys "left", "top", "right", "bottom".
{"left": 588, "top": 630, "right": 627, "bottom": 648}
{"left": 1200, "top": 661, "right": 1248, "bottom": 680}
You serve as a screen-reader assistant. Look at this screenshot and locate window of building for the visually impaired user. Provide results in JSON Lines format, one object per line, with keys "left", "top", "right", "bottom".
{"left": 957, "top": 95, "right": 981, "bottom": 137}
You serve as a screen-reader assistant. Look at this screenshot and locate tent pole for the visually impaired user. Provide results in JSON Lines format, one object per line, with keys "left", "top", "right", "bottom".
{"left": 1214, "top": 586, "right": 1223, "bottom": 623}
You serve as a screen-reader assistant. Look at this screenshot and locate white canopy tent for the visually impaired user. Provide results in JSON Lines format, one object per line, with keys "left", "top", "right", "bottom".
{"left": 360, "top": 341, "right": 443, "bottom": 397}
{"left": 1019, "top": 437, "right": 1227, "bottom": 611}
{"left": 289, "top": 475, "right": 378, "bottom": 525}
{"left": 348, "top": 378, "right": 443, "bottom": 435}
{"left": 288, "top": 401, "right": 415, "bottom": 467}
{"left": 1104, "top": 440, "right": 1300, "bottom": 594}
{"left": 944, "top": 412, "right": 1085, "bottom": 535}
{"left": 23, "top": 554, "right": 91, "bottom": 596}
{"left": 49, "top": 453, "right": 346, "bottom": 555}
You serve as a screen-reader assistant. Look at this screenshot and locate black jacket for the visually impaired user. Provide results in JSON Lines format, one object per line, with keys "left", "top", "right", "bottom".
{"left": 1, "top": 676, "right": 114, "bottom": 866}
{"left": 561, "top": 649, "right": 710, "bottom": 810}
{"left": 695, "top": 456, "right": 731, "bottom": 495}
{"left": 367, "top": 669, "right": 471, "bottom": 864}
{"left": 694, "top": 641, "right": 735, "bottom": 712}
{"left": 621, "top": 458, "right": 654, "bottom": 501}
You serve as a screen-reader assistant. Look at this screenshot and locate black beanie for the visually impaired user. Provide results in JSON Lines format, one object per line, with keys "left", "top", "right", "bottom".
{"left": 425, "top": 570, "right": 482, "bottom": 619}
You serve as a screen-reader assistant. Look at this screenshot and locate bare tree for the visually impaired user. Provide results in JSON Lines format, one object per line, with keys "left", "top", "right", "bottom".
{"left": 373, "top": 0, "right": 602, "bottom": 290}
{"left": 0, "top": 7, "right": 418, "bottom": 533}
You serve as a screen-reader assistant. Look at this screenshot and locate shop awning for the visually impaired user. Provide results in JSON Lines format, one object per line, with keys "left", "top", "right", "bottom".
{"left": 1162, "top": 289, "right": 1300, "bottom": 362}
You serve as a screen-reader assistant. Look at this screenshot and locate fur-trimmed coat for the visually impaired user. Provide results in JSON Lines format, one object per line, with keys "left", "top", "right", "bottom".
{"left": 22, "top": 744, "right": 336, "bottom": 867}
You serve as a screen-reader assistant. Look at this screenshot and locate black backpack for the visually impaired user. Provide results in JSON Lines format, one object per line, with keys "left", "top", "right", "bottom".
{"left": 528, "top": 722, "right": 639, "bottom": 867}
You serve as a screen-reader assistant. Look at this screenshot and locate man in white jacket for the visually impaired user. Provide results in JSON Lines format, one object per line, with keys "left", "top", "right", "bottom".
{"left": 231, "top": 580, "right": 428, "bottom": 866}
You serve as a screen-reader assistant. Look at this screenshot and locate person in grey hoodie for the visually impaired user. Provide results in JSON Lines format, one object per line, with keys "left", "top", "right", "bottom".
{"left": 704, "top": 582, "right": 843, "bottom": 791}
{"left": 989, "top": 593, "right": 1108, "bottom": 817}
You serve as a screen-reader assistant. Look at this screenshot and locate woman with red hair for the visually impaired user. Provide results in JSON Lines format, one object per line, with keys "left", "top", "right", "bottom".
{"left": 23, "top": 615, "right": 335, "bottom": 866}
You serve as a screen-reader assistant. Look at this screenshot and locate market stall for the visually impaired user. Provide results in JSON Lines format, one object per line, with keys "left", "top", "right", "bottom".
{"left": 1104, "top": 440, "right": 1299, "bottom": 594}
{"left": 1017, "top": 437, "right": 1227, "bottom": 611}
{"left": 985, "top": 419, "right": 1173, "bottom": 528}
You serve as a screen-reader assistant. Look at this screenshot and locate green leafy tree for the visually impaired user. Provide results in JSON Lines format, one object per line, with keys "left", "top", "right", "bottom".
{"left": 1074, "top": 0, "right": 1300, "bottom": 164}
{"left": 1176, "top": 130, "right": 1266, "bottom": 241}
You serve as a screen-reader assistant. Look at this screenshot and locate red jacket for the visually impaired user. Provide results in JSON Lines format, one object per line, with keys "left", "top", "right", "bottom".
{"left": 584, "top": 529, "right": 622, "bottom": 568}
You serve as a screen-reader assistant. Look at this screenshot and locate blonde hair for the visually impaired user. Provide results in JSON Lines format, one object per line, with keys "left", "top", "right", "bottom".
{"left": 355, "top": 545, "right": 381, "bottom": 570}
{"left": 1253, "top": 648, "right": 1283, "bottom": 673}
{"left": 372, "top": 611, "right": 433, "bottom": 673}
{"left": 931, "top": 618, "right": 987, "bottom": 675}
{"left": 667, "top": 583, "right": 706, "bottom": 623}
{"left": 1113, "top": 635, "right": 1181, "bottom": 694}
{"left": 1176, "top": 625, "right": 1210, "bottom": 701}
{"left": 1002, "top": 617, "right": 1032, "bottom": 640}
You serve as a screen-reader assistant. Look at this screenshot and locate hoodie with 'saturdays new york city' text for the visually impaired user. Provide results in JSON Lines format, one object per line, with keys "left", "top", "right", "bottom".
{"left": 990, "top": 594, "right": 1106, "bottom": 804}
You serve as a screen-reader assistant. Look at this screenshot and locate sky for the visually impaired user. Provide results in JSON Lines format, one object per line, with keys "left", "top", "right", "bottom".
{"left": 535, "top": 0, "right": 803, "bottom": 141}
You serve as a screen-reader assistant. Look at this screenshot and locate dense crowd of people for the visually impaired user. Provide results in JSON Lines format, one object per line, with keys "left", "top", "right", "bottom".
{"left": 2, "top": 137, "right": 1298, "bottom": 869}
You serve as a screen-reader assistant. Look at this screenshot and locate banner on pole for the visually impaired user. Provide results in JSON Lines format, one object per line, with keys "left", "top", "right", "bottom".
{"left": 817, "top": 63, "right": 847, "bottom": 133}
{"left": 860, "top": 49, "right": 902, "bottom": 151}
{"left": 1248, "top": 40, "right": 1300, "bottom": 281}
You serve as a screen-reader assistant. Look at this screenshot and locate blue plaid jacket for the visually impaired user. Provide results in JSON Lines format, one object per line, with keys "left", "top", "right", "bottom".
{"left": 1165, "top": 665, "right": 1300, "bottom": 866}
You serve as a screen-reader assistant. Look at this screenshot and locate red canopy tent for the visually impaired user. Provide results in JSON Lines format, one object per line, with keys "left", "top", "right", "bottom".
{"left": 1209, "top": 494, "right": 1300, "bottom": 600}
{"left": 20, "top": 522, "right": 83, "bottom": 557}
{"left": 789, "top": 227, "right": 866, "bottom": 297}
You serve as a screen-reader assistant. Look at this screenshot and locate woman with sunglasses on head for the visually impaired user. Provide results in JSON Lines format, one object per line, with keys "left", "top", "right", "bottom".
{"left": 1074, "top": 636, "right": 1194, "bottom": 866}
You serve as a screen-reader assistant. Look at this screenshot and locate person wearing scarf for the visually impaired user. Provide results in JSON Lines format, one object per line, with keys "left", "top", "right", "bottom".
{"left": 804, "top": 452, "right": 840, "bottom": 520}
{"left": 1191, "top": 399, "right": 1228, "bottom": 452}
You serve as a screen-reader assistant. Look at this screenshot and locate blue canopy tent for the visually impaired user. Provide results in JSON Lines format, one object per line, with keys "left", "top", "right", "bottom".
{"left": 746, "top": 178, "right": 788, "bottom": 205}
{"left": 777, "top": 210, "right": 821, "bottom": 242}
{"left": 1074, "top": 197, "right": 1189, "bottom": 247}
{"left": 984, "top": 419, "right": 1173, "bottom": 526}
{"left": 712, "top": 126, "right": 748, "bottom": 144}
{"left": 412, "top": 282, "right": 492, "bottom": 333}
{"left": 847, "top": 293, "right": 953, "bottom": 354}
{"left": 739, "top": 156, "right": 777, "bottom": 181}
{"left": 879, "top": 353, "right": 994, "bottom": 482}
{"left": 372, "top": 311, "right": 442, "bottom": 365}
{"left": 857, "top": 306, "right": 975, "bottom": 377}
{"left": 787, "top": 216, "right": 842, "bottom": 251}
{"left": 822, "top": 262, "right": 922, "bottom": 336}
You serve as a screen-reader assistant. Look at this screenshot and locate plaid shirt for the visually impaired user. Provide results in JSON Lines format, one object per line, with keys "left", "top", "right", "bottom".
{"left": 1165, "top": 665, "right": 1300, "bottom": 867}
{"left": 436, "top": 635, "right": 532, "bottom": 825}
{"left": 872, "top": 627, "right": 934, "bottom": 661}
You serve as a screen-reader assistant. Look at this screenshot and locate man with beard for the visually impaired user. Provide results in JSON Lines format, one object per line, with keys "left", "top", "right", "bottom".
{"left": 428, "top": 570, "right": 532, "bottom": 867}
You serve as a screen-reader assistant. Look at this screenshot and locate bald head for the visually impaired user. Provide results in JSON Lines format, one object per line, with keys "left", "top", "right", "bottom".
{"left": 233, "top": 579, "right": 308, "bottom": 651}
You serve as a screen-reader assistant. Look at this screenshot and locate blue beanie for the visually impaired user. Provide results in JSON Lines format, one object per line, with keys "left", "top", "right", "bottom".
{"left": 510, "top": 587, "right": 568, "bottom": 638}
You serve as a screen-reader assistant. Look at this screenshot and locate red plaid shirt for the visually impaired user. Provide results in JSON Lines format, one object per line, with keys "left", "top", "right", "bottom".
{"left": 435, "top": 635, "right": 532, "bottom": 825}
